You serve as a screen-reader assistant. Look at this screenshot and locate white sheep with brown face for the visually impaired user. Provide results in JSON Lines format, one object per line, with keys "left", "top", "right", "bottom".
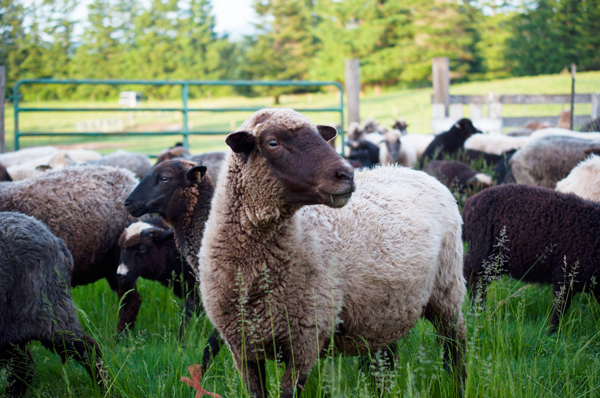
{"left": 199, "top": 108, "right": 466, "bottom": 398}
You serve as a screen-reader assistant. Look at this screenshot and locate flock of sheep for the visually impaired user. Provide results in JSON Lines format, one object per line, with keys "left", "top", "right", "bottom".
{"left": 0, "top": 107, "right": 599, "bottom": 397}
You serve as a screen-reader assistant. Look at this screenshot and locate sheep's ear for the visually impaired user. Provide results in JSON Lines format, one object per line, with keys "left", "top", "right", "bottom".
{"left": 226, "top": 131, "right": 255, "bottom": 154}
{"left": 153, "top": 229, "right": 174, "bottom": 242}
{"left": 186, "top": 165, "right": 207, "bottom": 182}
{"left": 317, "top": 125, "right": 337, "bottom": 142}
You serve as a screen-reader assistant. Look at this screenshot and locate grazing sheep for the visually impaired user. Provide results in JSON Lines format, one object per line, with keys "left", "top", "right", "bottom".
{"left": 463, "top": 184, "right": 600, "bottom": 331}
{"left": 463, "top": 134, "right": 530, "bottom": 155}
{"left": 117, "top": 218, "right": 199, "bottom": 337}
{"left": 0, "top": 212, "right": 105, "bottom": 397}
{"left": 379, "top": 129, "right": 417, "bottom": 167}
{"left": 200, "top": 108, "right": 466, "bottom": 398}
{"left": 423, "top": 160, "right": 493, "bottom": 193}
{"left": 346, "top": 140, "right": 380, "bottom": 168}
{"left": 86, "top": 149, "right": 152, "bottom": 180}
{"left": 0, "top": 165, "right": 140, "bottom": 334}
{"left": 0, "top": 163, "right": 11, "bottom": 182}
{"left": 6, "top": 151, "right": 75, "bottom": 181}
{"left": 510, "top": 136, "right": 600, "bottom": 188}
{"left": 495, "top": 149, "right": 517, "bottom": 184}
{"left": 556, "top": 154, "right": 600, "bottom": 201}
{"left": 156, "top": 143, "right": 191, "bottom": 163}
{"left": 402, "top": 133, "right": 435, "bottom": 160}
{"left": 421, "top": 118, "right": 480, "bottom": 163}
{"left": 0, "top": 146, "right": 58, "bottom": 167}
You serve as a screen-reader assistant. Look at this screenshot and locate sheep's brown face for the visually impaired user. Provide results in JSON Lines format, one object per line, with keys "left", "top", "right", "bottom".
{"left": 124, "top": 160, "right": 206, "bottom": 218}
{"left": 227, "top": 124, "right": 356, "bottom": 208}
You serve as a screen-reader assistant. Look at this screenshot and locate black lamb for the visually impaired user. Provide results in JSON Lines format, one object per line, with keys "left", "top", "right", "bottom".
{"left": 421, "top": 118, "right": 480, "bottom": 165}
{"left": 463, "top": 184, "right": 600, "bottom": 332}
{"left": 0, "top": 212, "right": 105, "bottom": 397}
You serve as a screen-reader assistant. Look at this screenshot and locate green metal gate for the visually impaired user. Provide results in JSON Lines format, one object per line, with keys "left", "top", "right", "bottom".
{"left": 13, "top": 79, "right": 346, "bottom": 155}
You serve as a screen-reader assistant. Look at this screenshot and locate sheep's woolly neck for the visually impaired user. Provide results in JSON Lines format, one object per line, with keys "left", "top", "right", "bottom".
{"left": 162, "top": 174, "right": 214, "bottom": 270}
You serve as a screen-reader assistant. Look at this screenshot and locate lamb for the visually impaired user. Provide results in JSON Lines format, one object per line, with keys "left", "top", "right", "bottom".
{"left": 421, "top": 118, "right": 480, "bottom": 163}
{"left": 510, "top": 135, "right": 600, "bottom": 188}
{"left": 463, "top": 134, "right": 530, "bottom": 155}
{"left": 379, "top": 129, "right": 417, "bottom": 167}
{"left": 556, "top": 154, "right": 600, "bottom": 201}
{"left": 200, "top": 108, "right": 466, "bottom": 398}
{"left": 0, "top": 163, "right": 11, "bottom": 182}
{"left": 6, "top": 151, "right": 75, "bottom": 180}
{"left": 0, "top": 146, "right": 58, "bottom": 167}
{"left": 86, "top": 149, "right": 153, "bottom": 179}
{"left": 116, "top": 218, "right": 199, "bottom": 337}
{"left": 463, "top": 184, "right": 600, "bottom": 331}
{"left": 0, "top": 165, "right": 141, "bottom": 334}
{"left": 0, "top": 212, "right": 105, "bottom": 397}
{"left": 423, "top": 160, "right": 493, "bottom": 193}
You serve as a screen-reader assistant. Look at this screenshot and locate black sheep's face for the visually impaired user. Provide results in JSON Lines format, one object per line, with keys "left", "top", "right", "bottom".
{"left": 117, "top": 222, "right": 174, "bottom": 285}
{"left": 124, "top": 160, "right": 206, "bottom": 217}
{"left": 226, "top": 122, "right": 356, "bottom": 208}
{"left": 454, "top": 118, "right": 481, "bottom": 137}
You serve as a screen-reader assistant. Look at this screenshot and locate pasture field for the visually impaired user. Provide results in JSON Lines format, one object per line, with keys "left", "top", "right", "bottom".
{"left": 2, "top": 72, "right": 600, "bottom": 397}
{"left": 3, "top": 70, "right": 600, "bottom": 154}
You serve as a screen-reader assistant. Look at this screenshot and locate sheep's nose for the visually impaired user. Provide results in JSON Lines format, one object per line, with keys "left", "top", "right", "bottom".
{"left": 124, "top": 199, "right": 132, "bottom": 207}
{"left": 335, "top": 167, "right": 354, "bottom": 182}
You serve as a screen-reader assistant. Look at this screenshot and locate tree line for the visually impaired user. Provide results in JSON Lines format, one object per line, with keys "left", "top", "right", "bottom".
{"left": 1, "top": 0, "right": 598, "bottom": 102}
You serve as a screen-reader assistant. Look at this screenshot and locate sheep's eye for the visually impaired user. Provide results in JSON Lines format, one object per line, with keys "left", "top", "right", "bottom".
{"left": 267, "top": 140, "right": 278, "bottom": 148}
{"left": 160, "top": 176, "right": 169, "bottom": 183}
{"left": 138, "top": 244, "right": 148, "bottom": 254}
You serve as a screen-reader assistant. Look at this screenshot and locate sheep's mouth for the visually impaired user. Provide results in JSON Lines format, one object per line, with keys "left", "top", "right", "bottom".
{"left": 320, "top": 184, "right": 355, "bottom": 208}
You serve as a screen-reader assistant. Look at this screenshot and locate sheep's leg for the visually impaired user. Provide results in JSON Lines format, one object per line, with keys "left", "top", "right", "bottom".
{"left": 201, "top": 330, "right": 222, "bottom": 370}
{"left": 2, "top": 344, "right": 35, "bottom": 398}
{"left": 241, "top": 359, "right": 267, "bottom": 398}
{"left": 549, "top": 281, "right": 574, "bottom": 334}
{"left": 424, "top": 303, "right": 466, "bottom": 397}
{"left": 117, "top": 281, "right": 142, "bottom": 334}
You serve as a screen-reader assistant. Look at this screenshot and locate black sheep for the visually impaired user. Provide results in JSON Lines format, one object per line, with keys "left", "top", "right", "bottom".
{"left": 463, "top": 184, "right": 600, "bottom": 331}
{"left": 346, "top": 140, "right": 380, "bottom": 168}
{"left": 116, "top": 217, "right": 199, "bottom": 338}
{"left": 421, "top": 118, "right": 481, "bottom": 165}
{"left": 423, "top": 160, "right": 493, "bottom": 193}
{"left": 0, "top": 212, "right": 105, "bottom": 397}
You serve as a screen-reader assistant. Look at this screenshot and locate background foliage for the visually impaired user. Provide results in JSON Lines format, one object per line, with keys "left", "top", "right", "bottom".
{"left": 1, "top": 0, "right": 599, "bottom": 100}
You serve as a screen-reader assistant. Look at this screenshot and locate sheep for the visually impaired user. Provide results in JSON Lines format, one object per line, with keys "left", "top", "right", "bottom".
{"left": 529, "top": 127, "right": 600, "bottom": 142}
{"left": 0, "top": 146, "right": 58, "bottom": 167}
{"left": 86, "top": 149, "right": 153, "bottom": 179}
{"left": 510, "top": 136, "right": 600, "bottom": 188}
{"left": 556, "top": 154, "right": 600, "bottom": 201}
{"left": 0, "top": 165, "right": 141, "bottom": 334}
{"left": 463, "top": 184, "right": 600, "bottom": 332}
{"left": 156, "top": 142, "right": 191, "bottom": 163}
{"left": 421, "top": 118, "right": 480, "bottom": 163}
{"left": 458, "top": 149, "right": 503, "bottom": 166}
{"left": 346, "top": 140, "right": 380, "bottom": 168}
{"left": 362, "top": 118, "right": 380, "bottom": 134}
{"left": 347, "top": 121, "right": 364, "bottom": 141}
{"left": 0, "top": 163, "right": 11, "bottom": 182}
{"left": 0, "top": 212, "right": 105, "bottom": 397}
{"left": 463, "top": 134, "right": 530, "bottom": 155}
{"left": 392, "top": 119, "right": 408, "bottom": 134}
{"left": 123, "top": 160, "right": 223, "bottom": 367}
{"left": 116, "top": 218, "right": 200, "bottom": 337}
{"left": 423, "top": 160, "right": 493, "bottom": 193}
{"left": 200, "top": 108, "right": 466, "bottom": 398}
{"left": 379, "top": 129, "right": 417, "bottom": 167}
{"left": 402, "top": 133, "right": 435, "bottom": 160}
{"left": 6, "top": 151, "right": 75, "bottom": 181}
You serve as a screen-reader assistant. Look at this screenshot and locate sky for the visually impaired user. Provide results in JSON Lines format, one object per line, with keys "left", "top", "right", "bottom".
{"left": 67, "top": 0, "right": 257, "bottom": 41}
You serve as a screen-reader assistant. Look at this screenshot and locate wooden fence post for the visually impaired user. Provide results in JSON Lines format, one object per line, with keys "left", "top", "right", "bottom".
{"left": 0, "top": 66, "right": 5, "bottom": 153}
{"left": 432, "top": 57, "right": 449, "bottom": 117}
{"left": 570, "top": 64, "right": 576, "bottom": 130}
{"left": 345, "top": 59, "right": 360, "bottom": 125}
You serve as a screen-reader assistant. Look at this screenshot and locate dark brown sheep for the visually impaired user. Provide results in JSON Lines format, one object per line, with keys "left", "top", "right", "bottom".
{"left": 463, "top": 184, "right": 600, "bottom": 332}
